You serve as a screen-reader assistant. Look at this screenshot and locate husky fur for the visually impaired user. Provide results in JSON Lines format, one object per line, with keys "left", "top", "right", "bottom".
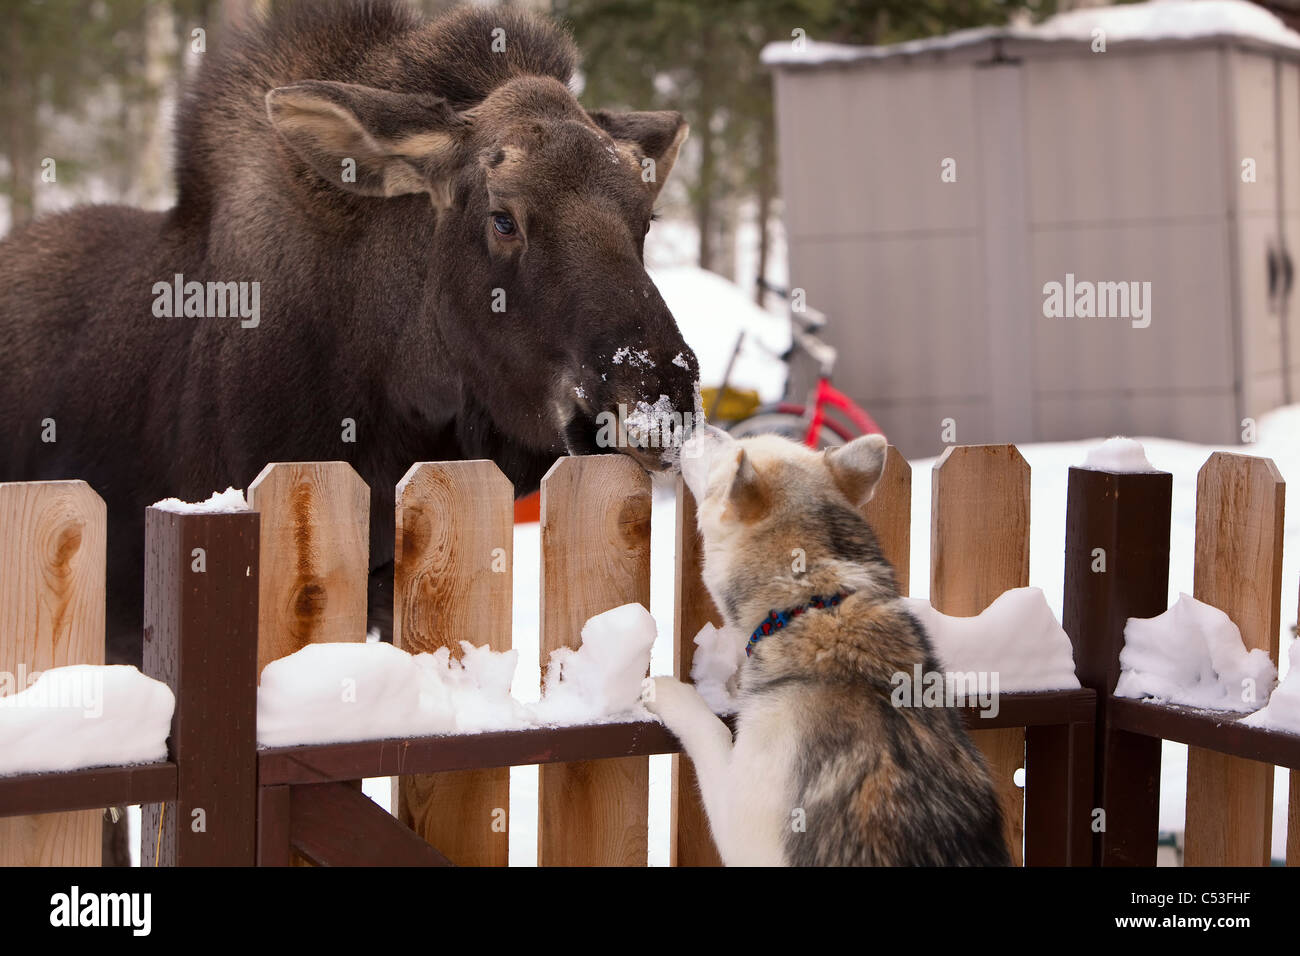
{"left": 646, "top": 428, "right": 1010, "bottom": 866}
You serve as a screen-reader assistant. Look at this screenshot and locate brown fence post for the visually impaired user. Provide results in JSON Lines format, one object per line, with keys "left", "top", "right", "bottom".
{"left": 931, "top": 444, "right": 1030, "bottom": 865}
{"left": 538, "top": 455, "right": 651, "bottom": 866}
{"left": 1062, "top": 463, "right": 1171, "bottom": 866}
{"left": 1293, "top": 578, "right": 1300, "bottom": 868}
{"left": 670, "top": 477, "right": 723, "bottom": 866}
{"left": 1184, "top": 452, "right": 1285, "bottom": 866}
{"left": 394, "top": 460, "right": 513, "bottom": 866}
{"left": 0, "top": 480, "right": 106, "bottom": 866}
{"left": 141, "top": 504, "right": 259, "bottom": 866}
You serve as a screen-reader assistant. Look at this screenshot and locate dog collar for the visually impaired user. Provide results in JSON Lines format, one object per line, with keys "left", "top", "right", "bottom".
{"left": 746, "top": 592, "right": 851, "bottom": 657}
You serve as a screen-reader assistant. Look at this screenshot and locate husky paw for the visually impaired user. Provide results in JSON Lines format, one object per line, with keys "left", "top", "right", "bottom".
{"left": 642, "top": 676, "right": 704, "bottom": 723}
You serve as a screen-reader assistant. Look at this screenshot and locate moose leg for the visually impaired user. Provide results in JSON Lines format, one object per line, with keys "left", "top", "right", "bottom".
{"left": 367, "top": 560, "right": 394, "bottom": 643}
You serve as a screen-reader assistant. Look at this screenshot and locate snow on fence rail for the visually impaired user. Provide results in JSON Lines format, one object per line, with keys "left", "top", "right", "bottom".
{"left": 0, "top": 446, "right": 1296, "bottom": 866}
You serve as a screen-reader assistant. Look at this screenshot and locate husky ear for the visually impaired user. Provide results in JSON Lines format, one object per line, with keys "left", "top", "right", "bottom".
{"left": 825, "top": 434, "right": 888, "bottom": 507}
{"left": 725, "top": 448, "right": 769, "bottom": 522}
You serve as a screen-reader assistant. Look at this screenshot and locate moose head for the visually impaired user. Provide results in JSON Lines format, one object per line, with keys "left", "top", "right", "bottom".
{"left": 265, "top": 66, "right": 701, "bottom": 474}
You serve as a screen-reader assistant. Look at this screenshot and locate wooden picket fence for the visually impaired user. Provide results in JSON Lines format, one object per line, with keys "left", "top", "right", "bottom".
{"left": 0, "top": 446, "right": 1296, "bottom": 866}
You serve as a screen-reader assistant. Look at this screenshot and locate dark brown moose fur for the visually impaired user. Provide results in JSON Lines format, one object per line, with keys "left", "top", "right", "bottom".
{"left": 0, "top": 1, "right": 699, "bottom": 666}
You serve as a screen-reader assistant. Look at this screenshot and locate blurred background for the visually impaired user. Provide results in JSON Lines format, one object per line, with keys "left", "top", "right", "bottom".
{"left": 8, "top": 0, "right": 1300, "bottom": 458}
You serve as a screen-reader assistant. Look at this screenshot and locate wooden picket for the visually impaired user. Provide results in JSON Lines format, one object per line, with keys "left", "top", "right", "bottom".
{"left": 0, "top": 480, "right": 106, "bottom": 867}
{"left": 862, "top": 445, "right": 912, "bottom": 595}
{"left": 246, "top": 461, "right": 370, "bottom": 675}
{"left": 1183, "top": 453, "right": 1285, "bottom": 866}
{"left": 930, "top": 444, "right": 1031, "bottom": 865}
{"left": 393, "top": 460, "right": 513, "bottom": 866}
{"left": 247, "top": 461, "right": 370, "bottom": 867}
{"left": 538, "top": 455, "right": 652, "bottom": 865}
{"left": 670, "top": 478, "right": 723, "bottom": 867}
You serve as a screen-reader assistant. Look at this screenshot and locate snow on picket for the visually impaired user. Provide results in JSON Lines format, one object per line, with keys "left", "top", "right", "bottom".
{"left": 1115, "top": 593, "right": 1278, "bottom": 711}
{"left": 1241, "top": 638, "right": 1300, "bottom": 734}
{"left": 684, "top": 586, "right": 1082, "bottom": 718}
{"left": 0, "top": 666, "right": 174, "bottom": 776}
{"left": 1079, "top": 437, "right": 1159, "bottom": 474}
{"left": 150, "top": 486, "right": 249, "bottom": 513}
{"left": 256, "top": 603, "right": 657, "bottom": 747}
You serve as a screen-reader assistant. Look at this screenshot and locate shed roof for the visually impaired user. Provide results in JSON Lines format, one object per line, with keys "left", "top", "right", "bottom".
{"left": 761, "top": 0, "right": 1300, "bottom": 69}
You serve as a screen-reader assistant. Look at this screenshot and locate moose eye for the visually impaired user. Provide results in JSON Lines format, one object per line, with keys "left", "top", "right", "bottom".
{"left": 491, "top": 213, "right": 518, "bottom": 238}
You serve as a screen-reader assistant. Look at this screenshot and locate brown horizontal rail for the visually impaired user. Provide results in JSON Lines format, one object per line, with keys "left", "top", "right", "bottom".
{"left": 0, "top": 691, "right": 1095, "bottom": 811}
{"left": 1110, "top": 697, "right": 1300, "bottom": 769}
{"left": 260, "top": 689, "right": 1095, "bottom": 786}
{"left": 0, "top": 762, "right": 177, "bottom": 817}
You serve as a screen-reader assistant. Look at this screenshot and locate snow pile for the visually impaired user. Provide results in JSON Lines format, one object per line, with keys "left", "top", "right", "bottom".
{"left": 0, "top": 666, "right": 175, "bottom": 776}
{"left": 901, "top": 588, "right": 1082, "bottom": 692}
{"left": 151, "top": 487, "right": 249, "bottom": 513}
{"left": 1079, "top": 437, "right": 1159, "bottom": 473}
{"left": 680, "top": 588, "right": 1080, "bottom": 711}
{"left": 532, "top": 603, "right": 658, "bottom": 724}
{"left": 257, "top": 641, "right": 524, "bottom": 747}
{"left": 1241, "top": 639, "right": 1300, "bottom": 734}
{"left": 1116, "top": 594, "right": 1277, "bottom": 712}
{"left": 762, "top": 0, "right": 1300, "bottom": 66}
{"left": 257, "top": 603, "right": 657, "bottom": 747}
{"left": 688, "top": 622, "right": 748, "bottom": 714}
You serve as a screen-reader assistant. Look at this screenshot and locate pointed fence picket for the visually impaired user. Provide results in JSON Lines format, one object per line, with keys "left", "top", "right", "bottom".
{"left": 930, "top": 444, "right": 1032, "bottom": 865}
{"left": 0, "top": 481, "right": 105, "bottom": 867}
{"left": 1183, "top": 453, "right": 1285, "bottom": 866}
{"left": 394, "top": 460, "right": 513, "bottom": 866}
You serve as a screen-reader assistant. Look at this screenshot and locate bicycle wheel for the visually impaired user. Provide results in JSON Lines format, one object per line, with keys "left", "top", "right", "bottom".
{"left": 725, "top": 409, "right": 847, "bottom": 449}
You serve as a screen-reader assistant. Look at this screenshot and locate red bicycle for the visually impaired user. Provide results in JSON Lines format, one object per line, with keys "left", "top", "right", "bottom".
{"left": 721, "top": 282, "right": 883, "bottom": 449}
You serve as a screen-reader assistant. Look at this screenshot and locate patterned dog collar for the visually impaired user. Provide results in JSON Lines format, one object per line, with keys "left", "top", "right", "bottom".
{"left": 747, "top": 592, "right": 851, "bottom": 657}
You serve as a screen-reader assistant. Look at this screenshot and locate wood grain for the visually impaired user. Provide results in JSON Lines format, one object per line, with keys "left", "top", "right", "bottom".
{"left": 393, "top": 460, "right": 513, "bottom": 866}
{"left": 861, "top": 445, "right": 912, "bottom": 595}
{"left": 247, "top": 462, "right": 370, "bottom": 675}
{"left": 0, "top": 480, "right": 105, "bottom": 867}
{"left": 538, "top": 455, "right": 651, "bottom": 866}
{"left": 930, "top": 444, "right": 1031, "bottom": 865}
{"left": 670, "top": 477, "right": 723, "bottom": 866}
{"left": 1185, "top": 452, "right": 1284, "bottom": 867}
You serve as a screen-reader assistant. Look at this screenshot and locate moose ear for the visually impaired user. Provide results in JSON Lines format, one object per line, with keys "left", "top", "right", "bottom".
{"left": 824, "top": 434, "right": 889, "bottom": 508}
{"left": 725, "top": 448, "right": 769, "bottom": 523}
{"left": 587, "top": 109, "right": 688, "bottom": 198}
{"left": 266, "top": 81, "right": 467, "bottom": 205}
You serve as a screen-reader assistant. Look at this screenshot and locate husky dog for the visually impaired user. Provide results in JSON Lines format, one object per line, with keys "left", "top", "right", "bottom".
{"left": 646, "top": 427, "right": 1009, "bottom": 866}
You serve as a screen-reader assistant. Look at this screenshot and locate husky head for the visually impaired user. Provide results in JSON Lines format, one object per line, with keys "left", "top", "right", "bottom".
{"left": 680, "top": 426, "right": 897, "bottom": 634}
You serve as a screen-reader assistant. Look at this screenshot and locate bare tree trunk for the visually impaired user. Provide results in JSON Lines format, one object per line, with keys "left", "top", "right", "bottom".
{"left": 754, "top": 107, "right": 775, "bottom": 303}
{"left": 695, "top": 20, "right": 716, "bottom": 272}
{"left": 5, "top": 8, "right": 37, "bottom": 230}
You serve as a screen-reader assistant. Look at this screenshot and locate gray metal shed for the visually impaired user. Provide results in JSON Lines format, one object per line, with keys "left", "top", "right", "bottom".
{"left": 764, "top": 1, "right": 1300, "bottom": 457}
